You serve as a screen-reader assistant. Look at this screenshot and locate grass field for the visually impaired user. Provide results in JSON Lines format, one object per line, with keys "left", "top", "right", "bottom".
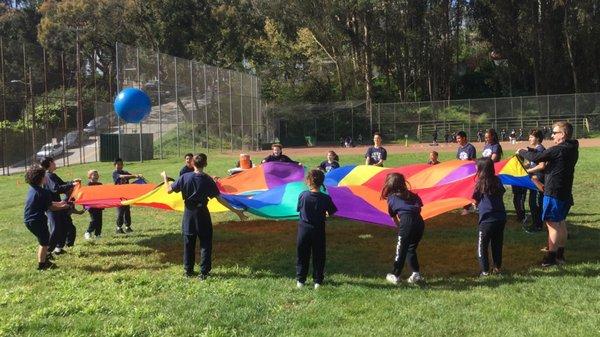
{"left": 0, "top": 150, "right": 599, "bottom": 337}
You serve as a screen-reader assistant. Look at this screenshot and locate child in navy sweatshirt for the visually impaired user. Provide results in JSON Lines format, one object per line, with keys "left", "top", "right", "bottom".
{"left": 382, "top": 173, "right": 425, "bottom": 285}
{"left": 472, "top": 157, "right": 507, "bottom": 276}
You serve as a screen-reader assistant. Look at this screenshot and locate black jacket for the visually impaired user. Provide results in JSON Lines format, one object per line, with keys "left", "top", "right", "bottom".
{"left": 519, "top": 139, "right": 579, "bottom": 203}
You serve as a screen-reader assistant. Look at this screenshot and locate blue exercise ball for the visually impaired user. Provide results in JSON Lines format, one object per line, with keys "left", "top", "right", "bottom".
{"left": 113, "top": 87, "right": 152, "bottom": 123}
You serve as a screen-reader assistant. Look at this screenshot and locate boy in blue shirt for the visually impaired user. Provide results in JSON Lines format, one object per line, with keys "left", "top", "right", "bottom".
{"left": 112, "top": 158, "right": 143, "bottom": 234}
{"left": 179, "top": 153, "right": 194, "bottom": 176}
{"left": 296, "top": 169, "right": 337, "bottom": 289}
{"left": 455, "top": 131, "right": 476, "bottom": 161}
{"left": 161, "top": 154, "right": 246, "bottom": 279}
{"left": 24, "top": 165, "right": 69, "bottom": 270}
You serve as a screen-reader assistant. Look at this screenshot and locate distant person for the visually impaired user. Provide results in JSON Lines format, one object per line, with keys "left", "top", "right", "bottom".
{"left": 427, "top": 151, "right": 440, "bottom": 165}
{"left": 477, "top": 129, "right": 484, "bottom": 143}
{"left": 319, "top": 151, "right": 340, "bottom": 173}
{"left": 262, "top": 144, "right": 300, "bottom": 165}
{"left": 365, "top": 132, "right": 387, "bottom": 167}
{"left": 432, "top": 128, "right": 438, "bottom": 144}
{"left": 113, "top": 158, "right": 143, "bottom": 234}
{"left": 501, "top": 129, "right": 507, "bottom": 142}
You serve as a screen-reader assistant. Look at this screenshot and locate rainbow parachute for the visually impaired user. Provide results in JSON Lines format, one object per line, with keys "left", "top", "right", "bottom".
{"left": 71, "top": 157, "right": 535, "bottom": 227}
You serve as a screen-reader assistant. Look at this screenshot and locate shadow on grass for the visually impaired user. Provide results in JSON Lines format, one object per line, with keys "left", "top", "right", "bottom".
{"left": 133, "top": 214, "right": 600, "bottom": 281}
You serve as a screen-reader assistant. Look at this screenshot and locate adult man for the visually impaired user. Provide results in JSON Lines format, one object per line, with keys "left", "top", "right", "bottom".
{"left": 517, "top": 121, "right": 579, "bottom": 266}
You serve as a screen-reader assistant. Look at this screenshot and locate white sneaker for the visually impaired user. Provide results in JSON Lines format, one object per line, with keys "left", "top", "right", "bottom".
{"left": 386, "top": 273, "right": 399, "bottom": 285}
{"left": 84, "top": 232, "right": 92, "bottom": 240}
{"left": 296, "top": 281, "right": 304, "bottom": 289}
{"left": 407, "top": 273, "right": 423, "bottom": 284}
{"left": 314, "top": 283, "right": 321, "bottom": 289}
{"left": 52, "top": 247, "right": 63, "bottom": 254}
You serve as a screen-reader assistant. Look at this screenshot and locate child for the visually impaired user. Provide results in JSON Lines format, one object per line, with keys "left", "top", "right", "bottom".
{"left": 262, "top": 144, "right": 300, "bottom": 164}
{"left": 365, "top": 132, "right": 387, "bottom": 166}
{"left": 84, "top": 170, "right": 104, "bottom": 240}
{"left": 180, "top": 153, "right": 194, "bottom": 176}
{"left": 319, "top": 151, "right": 340, "bottom": 173}
{"left": 472, "top": 157, "right": 507, "bottom": 276}
{"left": 296, "top": 169, "right": 337, "bottom": 289}
{"left": 41, "top": 157, "right": 80, "bottom": 255}
{"left": 382, "top": 173, "right": 425, "bottom": 285}
{"left": 112, "top": 158, "right": 143, "bottom": 234}
{"left": 161, "top": 154, "right": 246, "bottom": 279}
{"left": 23, "top": 165, "right": 69, "bottom": 270}
{"left": 427, "top": 151, "right": 440, "bottom": 165}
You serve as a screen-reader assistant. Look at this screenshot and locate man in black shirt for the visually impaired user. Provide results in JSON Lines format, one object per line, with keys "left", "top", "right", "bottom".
{"left": 517, "top": 121, "right": 579, "bottom": 266}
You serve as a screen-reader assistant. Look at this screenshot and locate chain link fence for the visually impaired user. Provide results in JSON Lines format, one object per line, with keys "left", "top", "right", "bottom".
{"left": 0, "top": 39, "right": 264, "bottom": 175}
{"left": 269, "top": 93, "right": 600, "bottom": 146}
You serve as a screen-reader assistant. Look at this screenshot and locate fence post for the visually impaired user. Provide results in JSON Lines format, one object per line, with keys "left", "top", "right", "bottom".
{"left": 228, "top": 70, "right": 233, "bottom": 151}
{"left": 493, "top": 97, "right": 497, "bottom": 129}
{"left": 136, "top": 47, "right": 143, "bottom": 162}
{"left": 93, "top": 49, "right": 98, "bottom": 162}
{"left": 216, "top": 67, "right": 222, "bottom": 152}
{"left": 203, "top": 64, "right": 209, "bottom": 151}
{"left": 240, "top": 73, "right": 244, "bottom": 150}
{"left": 189, "top": 61, "right": 195, "bottom": 152}
{"left": 250, "top": 75, "right": 254, "bottom": 150}
{"left": 520, "top": 96, "right": 523, "bottom": 130}
{"left": 574, "top": 93, "right": 578, "bottom": 138}
{"left": 116, "top": 42, "right": 122, "bottom": 158}
{"left": 156, "top": 51, "right": 163, "bottom": 159}
{"left": 76, "top": 28, "right": 83, "bottom": 164}
{"left": 0, "top": 37, "right": 7, "bottom": 175}
{"left": 468, "top": 99, "right": 471, "bottom": 141}
{"left": 175, "top": 56, "right": 180, "bottom": 158}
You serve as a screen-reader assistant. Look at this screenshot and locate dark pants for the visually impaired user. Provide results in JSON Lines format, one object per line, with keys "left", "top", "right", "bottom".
{"left": 182, "top": 207, "right": 213, "bottom": 275}
{"left": 87, "top": 209, "right": 103, "bottom": 236}
{"left": 528, "top": 189, "right": 544, "bottom": 229}
{"left": 59, "top": 214, "right": 76, "bottom": 247}
{"left": 116, "top": 206, "right": 131, "bottom": 228}
{"left": 48, "top": 210, "right": 67, "bottom": 252}
{"left": 392, "top": 215, "right": 424, "bottom": 277}
{"left": 477, "top": 220, "right": 506, "bottom": 272}
{"left": 296, "top": 224, "right": 326, "bottom": 284}
{"left": 512, "top": 186, "right": 527, "bottom": 221}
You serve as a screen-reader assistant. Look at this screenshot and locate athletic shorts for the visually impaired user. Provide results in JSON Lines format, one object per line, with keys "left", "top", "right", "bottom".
{"left": 25, "top": 220, "right": 50, "bottom": 246}
{"left": 542, "top": 196, "right": 571, "bottom": 222}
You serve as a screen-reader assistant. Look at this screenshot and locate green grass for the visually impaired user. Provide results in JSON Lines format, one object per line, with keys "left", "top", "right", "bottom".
{"left": 0, "top": 150, "right": 599, "bottom": 337}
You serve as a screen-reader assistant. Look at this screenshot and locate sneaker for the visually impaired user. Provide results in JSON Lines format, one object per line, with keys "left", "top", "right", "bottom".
{"left": 314, "top": 283, "right": 321, "bottom": 289}
{"left": 386, "top": 273, "right": 399, "bottom": 285}
{"left": 38, "top": 261, "right": 57, "bottom": 270}
{"left": 407, "top": 273, "right": 424, "bottom": 284}
{"left": 84, "top": 232, "right": 92, "bottom": 240}
{"left": 125, "top": 226, "right": 133, "bottom": 233}
{"left": 184, "top": 270, "right": 194, "bottom": 278}
{"left": 198, "top": 273, "right": 209, "bottom": 281}
{"left": 541, "top": 253, "right": 557, "bottom": 267}
{"left": 52, "top": 247, "right": 65, "bottom": 255}
{"left": 115, "top": 227, "right": 125, "bottom": 234}
{"left": 296, "top": 281, "right": 305, "bottom": 289}
{"left": 479, "top": 271, "right": 489, "bottom": 277}
{"left": 492, "top": 267, "right": 502, "bottom": 275}
{"left": 540, "top": 246, "right": 549, "bottom": 253}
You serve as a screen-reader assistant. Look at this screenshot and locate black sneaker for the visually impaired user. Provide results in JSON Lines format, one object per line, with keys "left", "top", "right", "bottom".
{"left": 198, "top": 273, "right": 209, "bottom": 281}
{"left": 125, "top": 226, "right": 133, "bottom": 233}
{"left": 38, "top": 261, "right": 57, "bottom": 270}
{"left": 115, "top": 227, "right": 125, "bottom": 234}
{"left": 541, "top": 252, "right": 557, "bottom": 267}
{"left": 184, "top": 270, "right": 194, "bottom": 278}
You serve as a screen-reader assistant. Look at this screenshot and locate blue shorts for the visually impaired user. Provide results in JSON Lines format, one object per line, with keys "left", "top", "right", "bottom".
{"left": 542, "top": 196, "right": 571, "bottom": 222}
{"left": 25, "top": 220, "right": 50, "bottom": 246}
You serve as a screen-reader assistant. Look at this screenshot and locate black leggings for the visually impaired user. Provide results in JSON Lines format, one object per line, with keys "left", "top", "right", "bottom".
{"left": 392, "top": 215, "right": 424, "bottom": 277}
{"left": 477, "top": 220, "right": 506, "bottom": 272}
{"left": 116, "top": 206, "right": 131, "bottom": 228}
{"left": 512, "top": 186, "right": 527, "bottom": 221}
{"left": 296, "top": 224, "right": 326, "bottom": 284}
